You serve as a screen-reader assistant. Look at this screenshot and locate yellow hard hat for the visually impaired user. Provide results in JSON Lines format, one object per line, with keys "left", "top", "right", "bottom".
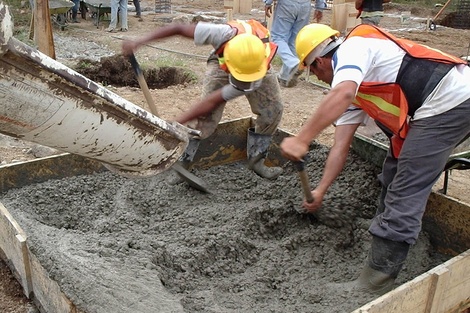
{"left": 295, "top": 23, "right": 340, "bottom": 67}
{"left": 224, "top": 33, "right": 268, "bottom": 82}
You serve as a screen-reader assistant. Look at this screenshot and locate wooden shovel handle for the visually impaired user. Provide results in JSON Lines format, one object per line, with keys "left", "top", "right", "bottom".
{"left": 293, "top": 160, "right": 314, "bottom": 203}
{"left": 128, "top": 53, "right": 159, "bottom": 116}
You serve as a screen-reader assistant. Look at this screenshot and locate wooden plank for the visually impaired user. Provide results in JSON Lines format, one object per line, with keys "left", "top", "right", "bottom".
{"left": 0, "top": 203, "right": 32, "bottom": 297}
{"left": 233, "top": 0, "right": 240, "bottom": 13}
{"left": 422, "top": 193, "right": 470, "bottom": 256}
{"left": 331, "top": 2, "right": 359, "bottom": 34}
{"left": 427, "top": 267, "right": 450, "bottom": 313}
{"left": 239, "top": 0, "right": 252, "bottom": 14}
{"left": 353, "top": 249, "right": 470, "bottom": 313}
{"left": 34, "top": 0, "right": 56, "bottom": 59}
{"left": 226, "top": 8, "right": 233, "bottom": 22}
{"left": 28, "top": 252, "right": 82, "bottom": 313}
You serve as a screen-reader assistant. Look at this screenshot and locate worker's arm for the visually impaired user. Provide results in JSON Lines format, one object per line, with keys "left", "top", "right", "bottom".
{"left": 383, "top": 0, "right": 391, "bottom": 3}
{"left": 280, "top": 80, "right": 358, "bottom": 162}
{"left": 264, "top": 0, "right": 273, "bottom": 18}
{"left": 122, "top": 23, "right": 198, "bottom": 56}
{"left": 355, "top": 0, "right": 364, "bottom": 10}
{"left": 302, "top": 123, "right": 360, "bottom": 212}
{"left": 175, "top": 89, "right": 225, "bottom": 125}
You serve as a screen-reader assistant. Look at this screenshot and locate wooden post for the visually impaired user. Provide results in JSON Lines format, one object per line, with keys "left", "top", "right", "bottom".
{"left": 33, "top": 0, "right": 56, "bottom": 59}
{"left": 226, "top": 8, "right": 233, "bottom": 22}
{"left": 331, "top": 0, "right": 359, "bottom": 35}
{"left": 233, "top": 0, "right": 240, "bottom": 13}
{"left": 239, "top": 0, "right": 252, "bottom": 14}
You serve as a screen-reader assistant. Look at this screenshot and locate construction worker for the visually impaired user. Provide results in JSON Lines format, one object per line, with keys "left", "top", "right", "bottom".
{"left": 355, "top": 0, "right": 391, "bottom": 26}
{"left": 280, "top": 23, "right": 470, "bottom": 295}
{"left": 122, "top": 20, "right": 283, "bottom": 189}
{"left": 264, "top": 0, "right": 327, "bottom": 88}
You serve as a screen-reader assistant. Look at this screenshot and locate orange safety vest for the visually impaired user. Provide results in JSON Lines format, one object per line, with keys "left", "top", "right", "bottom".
{"left": 346, "top": 24, "right": 466, "bottom": 158}
{"left": 215, "top": 19, "right": 277, "bottom": 73}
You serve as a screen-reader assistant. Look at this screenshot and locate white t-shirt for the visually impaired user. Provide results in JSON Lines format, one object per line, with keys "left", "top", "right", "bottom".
{"left": 334, "top": 36, "right": 470, "bottom": 126}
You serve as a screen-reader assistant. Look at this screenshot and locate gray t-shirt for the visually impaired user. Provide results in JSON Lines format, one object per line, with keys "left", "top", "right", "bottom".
{"left": 194, "top": 22, "right": 263, "bottom": 101}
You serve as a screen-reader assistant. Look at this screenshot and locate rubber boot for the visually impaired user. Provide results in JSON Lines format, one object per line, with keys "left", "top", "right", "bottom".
{"left": 71, "top": 11, "right": 80, "bottom": 23}
{"left": 339, "top": 235, "right": 410, "bottom": 296}
{"left": 166, "top": 138, "right": 200, "bottom": 185}
{"left": 247, "top": 128, "right": 283, "bottom": 180}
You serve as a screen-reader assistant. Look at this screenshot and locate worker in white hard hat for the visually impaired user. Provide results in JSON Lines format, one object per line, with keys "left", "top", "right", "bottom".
{"left": 280, "top": 23, "right": 470, "bottom": 295}
{"left": 123, "top": 20, "right": 284, "bottom": 191}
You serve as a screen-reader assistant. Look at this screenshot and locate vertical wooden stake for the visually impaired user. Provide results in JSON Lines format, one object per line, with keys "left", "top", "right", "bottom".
{"left": 34, "top": 0, "right": 56, "bottom": 59}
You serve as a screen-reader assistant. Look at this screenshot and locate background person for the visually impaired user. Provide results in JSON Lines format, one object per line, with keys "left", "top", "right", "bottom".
{"left": 122, "top": 20, "right": 284, "bottom": 188}
{"left": 133, "top": 0, "right": 143, "bottom": 21}
{"left": 264, "top": 0, "right": 326, "bottom": 88}
{"left": 281, "top": 23, "right": 470, "bottom": 295}
{"left": 105, "top": 0, "right": 128, "bottom": 32}
{"left": 355, "top": 0, "right": 391, "bottom": 26}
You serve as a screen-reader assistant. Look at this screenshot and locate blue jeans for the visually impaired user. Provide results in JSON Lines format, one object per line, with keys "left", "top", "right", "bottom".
{"left": 109, "top": 0, "right": 128, "bottom": 29}
{"left": 270, "top": 0, "right": 312, "bottom": 81}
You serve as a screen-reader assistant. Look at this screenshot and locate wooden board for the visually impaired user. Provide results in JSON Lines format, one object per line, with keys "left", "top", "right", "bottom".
{"left": 238, "top": 0, "right": 252, "bottom": 14}
{"left": 353, "top": 249, "right": 470, "bottom": 313}
{"left": 331, "top": 2, "right": 360, "bottom": 35}
{"left": 0, "top": 118, "right": 469, "bottom": 313}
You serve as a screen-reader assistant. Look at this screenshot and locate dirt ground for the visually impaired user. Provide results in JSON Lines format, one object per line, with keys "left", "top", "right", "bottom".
{"left": 1, "top": 0, "right": 470, "bottom": 312}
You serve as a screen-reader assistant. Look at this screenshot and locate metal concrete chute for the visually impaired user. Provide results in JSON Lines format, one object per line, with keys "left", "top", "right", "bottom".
{"left": 0, "top": 4, "right": 194, "bottom": 178}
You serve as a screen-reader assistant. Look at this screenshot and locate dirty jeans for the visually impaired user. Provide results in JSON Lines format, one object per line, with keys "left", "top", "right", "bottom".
{"left": 370, "top": 97, "right": 470, "bottom": 245}
{"left": 190, "top": 60, "right": 283, "bottom": 139}
{"left": 270, "top": 0, "right": 312, "bottom": 82}
{"left": 133, "top": 0, "right": 141, "bottom": 16}
{"left": 109, "top": 0, "right": 128, "bottom": 29}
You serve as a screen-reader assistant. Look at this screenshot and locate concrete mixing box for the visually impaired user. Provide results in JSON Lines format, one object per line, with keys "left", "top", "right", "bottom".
{"left": 0, "top": 117, "right": 469, "bottom": 313}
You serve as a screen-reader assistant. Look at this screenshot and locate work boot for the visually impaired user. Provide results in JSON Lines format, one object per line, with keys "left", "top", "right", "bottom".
{"left": 335, "top": 235, "right": 410, "bottom": 296}
{"left": 71, "top": 12, "right": 80, "bottom": 23}
{"left": 166, "top": 138, "right": 200, "bottom": 185}
{"left": 247, "top": 128, "right": 283, "bottom": 180}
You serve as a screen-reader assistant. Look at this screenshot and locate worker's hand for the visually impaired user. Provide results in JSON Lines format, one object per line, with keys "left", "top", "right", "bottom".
{"left": 302, "top": 189, "right": 323, "bottom": 213}
{"left": 313, "top": 10, "right": 323, "bottom": 23}
{"left": 122, "top": 40, "right": 138, "bottom": 57}
{"left": 356, "top": 7, "right": 363, "bottom": 19}
{"left": 280, "top": 136, "right": 309, "bottom": 161}
{"left": 265, "top": 5, "right": 272, "bottom": 18}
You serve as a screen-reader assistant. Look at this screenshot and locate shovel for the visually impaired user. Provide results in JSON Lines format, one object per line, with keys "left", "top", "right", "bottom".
{"left": 293, "top": 159, "right": 314, "bottom": 213}
{"left": 128, "top": 53, "right": 211, "bottom": 193}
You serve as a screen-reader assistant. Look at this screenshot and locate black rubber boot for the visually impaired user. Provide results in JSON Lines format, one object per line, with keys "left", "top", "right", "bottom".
{"left": 166, "top": 138, "right": 200, "bottom": 185}
{"left": 247, "top": 128, "right": 282, "bottom": 180}
{"left": 71, "top": 11, "right": 80, "bottom": 23}
{"left": 340, "top": 235, "right": 410, "bottom": 296}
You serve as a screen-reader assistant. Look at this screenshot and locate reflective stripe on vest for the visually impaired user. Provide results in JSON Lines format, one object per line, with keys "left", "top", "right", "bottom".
{"left": 216, "top": 19, "right": 277, "bottom": 73}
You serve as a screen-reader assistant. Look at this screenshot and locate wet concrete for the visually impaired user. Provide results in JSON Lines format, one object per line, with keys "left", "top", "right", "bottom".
{"left": 0, "top": 144, "right": 449, "bottom": 313}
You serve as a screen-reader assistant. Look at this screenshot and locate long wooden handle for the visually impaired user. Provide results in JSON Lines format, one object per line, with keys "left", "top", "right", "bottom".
{"left": 128, "top": 53, "right": 159, "bottom": 116}
{"left": 293, "top": 160, "right": 314, "bottom": 203}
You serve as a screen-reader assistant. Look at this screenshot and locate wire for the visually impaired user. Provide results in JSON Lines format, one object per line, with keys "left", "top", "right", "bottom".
{"left": 111, "top": 35, "right": 207, "bottom": 60}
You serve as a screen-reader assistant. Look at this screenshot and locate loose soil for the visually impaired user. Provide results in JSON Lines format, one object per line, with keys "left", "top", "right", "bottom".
{"left": 1, "top": 1, "right": 470, "bottom": 312}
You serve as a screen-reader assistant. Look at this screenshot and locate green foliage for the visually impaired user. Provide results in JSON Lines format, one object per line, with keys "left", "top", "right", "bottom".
{"left": 4, "top": 0, "right": 34, "bottom": 44}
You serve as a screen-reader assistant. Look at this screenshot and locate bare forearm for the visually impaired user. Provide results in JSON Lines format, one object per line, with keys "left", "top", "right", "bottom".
{"left": 316, "top": 124, "right": 359, "bottom": 194}
{"left": 296, "top": 82, "right": 357, "bottom": 147}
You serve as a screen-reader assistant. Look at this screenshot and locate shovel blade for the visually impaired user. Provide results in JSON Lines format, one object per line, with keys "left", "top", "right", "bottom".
{"left": 172, "top": 162, "right": 212, "bottom": 194}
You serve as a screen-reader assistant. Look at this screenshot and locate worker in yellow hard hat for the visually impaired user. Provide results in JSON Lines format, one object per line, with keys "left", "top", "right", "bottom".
{"left": 122, "top": 20, "right": 284, "bottom": 190}
{"left": 281, "top": 23, "right": 470, "bottom": 295}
